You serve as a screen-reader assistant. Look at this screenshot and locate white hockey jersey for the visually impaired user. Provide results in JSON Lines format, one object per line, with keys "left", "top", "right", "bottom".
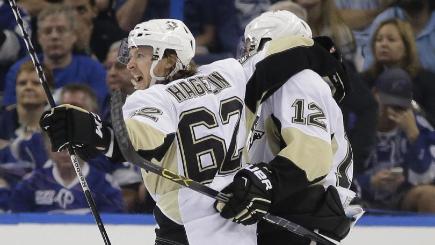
{"left": 247, "top": 69, "right": 356, "bottom": 207}
{"left": 120, "top": 35, "right": 349, "bottom": 244}
{"left": 122, "top": 58, "right": 256, "bottom": 245}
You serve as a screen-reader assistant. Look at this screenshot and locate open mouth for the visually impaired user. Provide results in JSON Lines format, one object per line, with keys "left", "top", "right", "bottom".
{"left": 135, "top": 75, "right": 143, "bottom": 83}
{"left": 131, "top": 75, "right": 144, "bottom": 89}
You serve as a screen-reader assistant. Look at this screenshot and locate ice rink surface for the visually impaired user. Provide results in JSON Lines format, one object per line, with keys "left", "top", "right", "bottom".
{"left": 1, "top": 214, "right": 435, "bottom": 244}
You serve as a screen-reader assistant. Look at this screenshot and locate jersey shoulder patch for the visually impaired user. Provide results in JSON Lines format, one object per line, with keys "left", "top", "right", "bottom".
{"left": 131, "top": 107, "right": 163, "bottom": 122}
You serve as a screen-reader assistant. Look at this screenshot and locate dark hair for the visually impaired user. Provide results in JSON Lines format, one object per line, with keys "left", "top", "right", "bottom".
{"left": 16, "top": 60, "right": 54, "bottom": 89}
{"left": 60, "top": 83, "right": 98, "bottom": 112}
{"left": 163, "top": 49, "right": 197, "bottom": 82}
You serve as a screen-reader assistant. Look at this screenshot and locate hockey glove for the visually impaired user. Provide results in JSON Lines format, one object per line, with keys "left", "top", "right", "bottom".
{"left": 39, "top": 104, "right": 112, "bottom": 160}
{"left": 214, "top": 163, "right": 273, "bottom": 225}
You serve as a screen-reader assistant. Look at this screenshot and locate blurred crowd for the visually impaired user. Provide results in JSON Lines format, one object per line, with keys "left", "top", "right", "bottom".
{"left": 0, "top": 0, "right": 434, "bottom": 214}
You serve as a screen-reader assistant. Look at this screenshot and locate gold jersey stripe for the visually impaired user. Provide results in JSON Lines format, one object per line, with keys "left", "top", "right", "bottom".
{"left": 279, "top": 127, "right": 333, "bottom": 181}
{"left": 266, "top": 36, "right": 314, "bottom": 56}
{"left": 140, "top": 140, "right": 183, "bottom": 223}
{"left": 125, "top": 118, "right": 167, "bottom": 152}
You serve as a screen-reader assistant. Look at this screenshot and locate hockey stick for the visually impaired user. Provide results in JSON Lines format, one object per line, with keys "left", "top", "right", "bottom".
{"left": 110, "top": 90, "right": 339, "bottom": 245}
{"left": 7, "top": 1, "right": 111, "bottom": 244}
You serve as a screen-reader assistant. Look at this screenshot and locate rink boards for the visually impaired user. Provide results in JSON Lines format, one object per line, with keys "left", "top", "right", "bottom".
{"left": 0, "top": 213, "right": 435, "bottom": 244}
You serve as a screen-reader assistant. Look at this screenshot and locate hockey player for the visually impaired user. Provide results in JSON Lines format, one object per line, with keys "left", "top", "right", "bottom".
{"left": 214, "top": 11, "right": 363, "bottom": 244}
{"left": 40, "top": 18, "right": 256, "bottom": 245}
{"left": 40, "top": 13, "right": 351, "bottom": 244}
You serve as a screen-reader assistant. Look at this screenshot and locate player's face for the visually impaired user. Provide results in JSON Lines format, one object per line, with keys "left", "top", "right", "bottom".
{"left": 16, "top": 70, "right": 47, "bottom": 108}
{"left": 126, "top": 46, "right": 154, "bottom": 90}
{"left": 37, "top": 14, "right": 77, "bottom": 61}
{"left": 105, "top": 49, "right": 134, "bottom": 93}
{"left": 126, "top": 46, "right": 174, "bottom": 90}
{"left": 374, "top": 24, "right": 406, "bottom": 66}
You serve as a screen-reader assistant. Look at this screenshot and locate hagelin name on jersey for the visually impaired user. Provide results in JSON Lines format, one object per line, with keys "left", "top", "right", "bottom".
{"left": 166, "top": 72, "right": 231, "bottom": 102}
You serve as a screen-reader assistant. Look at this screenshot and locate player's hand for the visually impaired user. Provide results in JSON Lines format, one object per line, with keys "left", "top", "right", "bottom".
{"left": 214, "top": 163, "right": 273, "bottom": 225}
{"left": 39, "top": 104, "right": 112, "bottom": 160}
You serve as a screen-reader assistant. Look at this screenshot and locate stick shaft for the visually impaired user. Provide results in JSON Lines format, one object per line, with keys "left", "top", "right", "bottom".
{"left": 7, "top": 1, "right": 111, "bottom": 244}
{"left": 110, "top": 90, "right": 337, "bottom": 245}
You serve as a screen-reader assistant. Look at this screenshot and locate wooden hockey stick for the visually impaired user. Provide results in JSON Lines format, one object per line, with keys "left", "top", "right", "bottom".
{"left": 110, "top": 90, "right": 339, "bottom": 245}
{"left": 7, "top": 1, "right": 111, "bottom": 244}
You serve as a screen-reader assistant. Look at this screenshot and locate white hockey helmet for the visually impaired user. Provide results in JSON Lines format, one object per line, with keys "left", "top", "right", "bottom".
{"left": 119, "top": 19, "right": 195, "bottom": 83}
{"left": 243, "top": 10, "right": 312, "bottom": 56}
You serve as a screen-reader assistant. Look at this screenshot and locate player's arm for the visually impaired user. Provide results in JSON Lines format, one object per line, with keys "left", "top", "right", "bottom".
{"left": 120, "top": 91, "right": 176, "bottom": 163}
{"left": 216, "top": 71, "right": 335, "bottom": 224}
{"left": 243, "top": 36, "right": 347, "bottom": 125}
{"left": 268, "top": 75, "right": 337, "bottom": 200}
{"left": 39, "top": 92, "right": 175, "bottom": 164}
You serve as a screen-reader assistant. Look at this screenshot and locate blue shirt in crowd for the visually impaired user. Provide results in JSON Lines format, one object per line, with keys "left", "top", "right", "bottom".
{"left": 10, "top": 161, "right": 124, "bottom": 213}
{"left": 356, "top": 113, "right": 435, "bottom": 208}
{"left": 2, "top": 54, "right": 108, "bottom": 108}
{"left": 0, "top": 1, "right": 30, "bottom": 90}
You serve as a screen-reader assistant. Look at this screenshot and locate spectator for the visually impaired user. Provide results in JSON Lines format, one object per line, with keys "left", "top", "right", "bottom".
{"left": 60, "top": 84, "right": 144, "bottom": 213}
{"left": 293, "top": 0, "right": 357, "bottom": 64}
{"left": 356, "top": 68, "right": 435, "bottom": 212}
{"left": 2, "top": 4, "right": 108, "bottom": 108}
{"left": 114, "top": 0, "right": 170, "bottom": 32}
{"left": 0, "top": 61, "right": 52, "bottom": 188}
{"left": 0, "top": 60, "right": 53, "bottom": 141}
{"left": 104, "top": 41, "right": 134, "bottom": 95}
{"left": 333, "top": 0, "right": 397, "bottom": 70}
{"left": 363, "top": 19, "right": 435, "bottom": 125}
{"left": 101, "top": 40, "right": 134, "bottom": 121}
{"left": 362, "top": 0, "right": 435, "bottom": 73}
{"left": 184, "top": 0, "right": 240, "bottom": 64}
{"left": 63, "top": 0, "right": 126, "bottom": 61}
{"left": 10, "top": 132, "right": 125, "bottom": 213}
{"left": 0, "top": 0, "right": 31, "bottom": 91}
{"left": 65, "top": 0, "right": 97, "bottom": 57}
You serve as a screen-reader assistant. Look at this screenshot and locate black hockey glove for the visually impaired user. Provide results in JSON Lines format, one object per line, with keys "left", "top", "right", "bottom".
{"left": 39, "top": 104, "right": 113, "bottom": 160}
{"left": 214, "top": 163, "right": 273, "bottom": 225}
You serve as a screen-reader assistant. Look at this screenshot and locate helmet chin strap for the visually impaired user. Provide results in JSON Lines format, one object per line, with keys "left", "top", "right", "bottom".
{"left": 149, "top": 60, "right": 166, "bottom": 86}
{"left": 149, "top": 59, "right": 184, "bottom": 86}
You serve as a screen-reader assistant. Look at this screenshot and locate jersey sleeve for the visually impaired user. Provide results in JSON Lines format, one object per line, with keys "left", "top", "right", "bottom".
{"left": 122, "top": 88, "right": 177, "bottom": 162}
{"left": 265, "top": 70, "right": 336, "bottom": 203}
